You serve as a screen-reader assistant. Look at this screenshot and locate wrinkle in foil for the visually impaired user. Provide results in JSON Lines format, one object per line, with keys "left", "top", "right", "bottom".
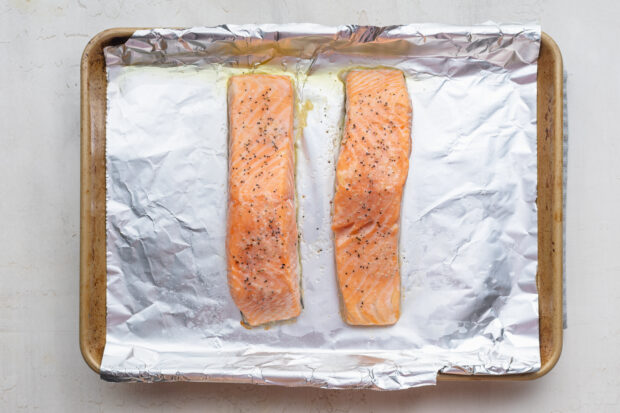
{"left": 102, "top": 23, "right": 541, "bottom": 389}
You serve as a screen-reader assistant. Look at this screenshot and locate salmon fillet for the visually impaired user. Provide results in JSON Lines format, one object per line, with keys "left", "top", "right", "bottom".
{"left": 227, "top": 74, "right": 302, "bottom": 326}
{"left": 332, "top": 70, "right": 412, "bottom": 326}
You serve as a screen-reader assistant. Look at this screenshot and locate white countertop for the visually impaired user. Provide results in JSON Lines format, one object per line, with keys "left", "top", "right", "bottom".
{"left": 1, "top": 0, "right": 619, "bottom": 411}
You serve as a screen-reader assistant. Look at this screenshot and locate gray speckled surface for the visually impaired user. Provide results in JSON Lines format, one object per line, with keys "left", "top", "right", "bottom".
{"left": 1, "top": 0, "right": 619, "bottom": 411}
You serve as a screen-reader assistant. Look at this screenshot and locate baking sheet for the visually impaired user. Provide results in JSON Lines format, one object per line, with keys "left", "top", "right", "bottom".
{"left": 101, "top": 23, "right": 541, "bottom": 389}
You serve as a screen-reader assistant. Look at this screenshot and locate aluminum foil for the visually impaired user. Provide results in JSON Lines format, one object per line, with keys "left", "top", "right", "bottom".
{"left": 102, "top": 23, "right": 541, "bottom": 389}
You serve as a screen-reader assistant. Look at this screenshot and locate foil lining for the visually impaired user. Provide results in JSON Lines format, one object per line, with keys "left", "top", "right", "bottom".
{"left": 102, "top": 23, "right": 541, "bottom": 389}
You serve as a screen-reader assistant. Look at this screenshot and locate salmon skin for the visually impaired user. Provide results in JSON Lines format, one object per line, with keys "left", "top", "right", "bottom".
{"left": 332, "top": 70, "right": 412, "bottom": 326}
{"left": 227, "top": 74, "right": 302, "bottom": 326}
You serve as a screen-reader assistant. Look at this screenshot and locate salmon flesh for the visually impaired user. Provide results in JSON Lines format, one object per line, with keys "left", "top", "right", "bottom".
{"left": 332, "top": 70, "right": 412, "bottom": 326}
{"left": 227, "top": 74, "right": 302, "bottom": 326}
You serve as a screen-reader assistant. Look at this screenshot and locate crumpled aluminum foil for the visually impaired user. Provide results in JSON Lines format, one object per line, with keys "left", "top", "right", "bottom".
{"left": 101, "top": 23, "right": 541, "bottom": 389}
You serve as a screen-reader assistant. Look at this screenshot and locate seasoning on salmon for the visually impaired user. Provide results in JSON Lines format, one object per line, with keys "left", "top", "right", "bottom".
{"left": 227, "top": 74, "right": 302, "bottom": 326}
{"left": 332, "top": 69, "right": 412, "bottom": 326}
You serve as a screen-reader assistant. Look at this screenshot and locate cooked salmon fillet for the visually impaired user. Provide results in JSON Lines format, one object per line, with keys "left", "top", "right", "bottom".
{"left": 227, "top": 74, "right": 302, "bottom": 326}
{"left": 332, "top": 70, "right": 412, "bottom": 326}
